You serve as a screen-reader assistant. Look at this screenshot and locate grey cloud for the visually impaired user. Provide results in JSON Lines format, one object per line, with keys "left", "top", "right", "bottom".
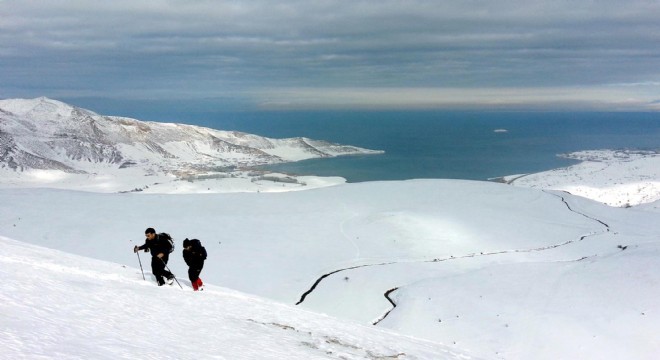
{"left": 1, "top": 0, "right": 659, "bottom": 109}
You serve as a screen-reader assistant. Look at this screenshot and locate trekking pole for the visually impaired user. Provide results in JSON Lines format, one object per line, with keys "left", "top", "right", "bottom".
{"left": 136, "top": 251, "right": 145, "bottom": 280}
{"left": 160, "top": 258, "right": 183, "bottom": 289}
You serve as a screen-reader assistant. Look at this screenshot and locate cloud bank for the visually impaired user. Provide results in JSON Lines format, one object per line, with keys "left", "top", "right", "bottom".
{"left": 1, "top": 0, "right": 659, "bottom": 111}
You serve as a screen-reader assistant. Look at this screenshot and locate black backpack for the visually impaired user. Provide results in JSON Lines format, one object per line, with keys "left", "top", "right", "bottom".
{"left": 160, "top": 233, "right": 175, "bottom": 253}
{"left": 190, "top": 239, "right": 207, "bottom": 260}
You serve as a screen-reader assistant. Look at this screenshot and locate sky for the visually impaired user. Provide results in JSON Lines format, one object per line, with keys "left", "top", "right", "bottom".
{"left": 1, "top": 0, "right": 660, "bottom": 116}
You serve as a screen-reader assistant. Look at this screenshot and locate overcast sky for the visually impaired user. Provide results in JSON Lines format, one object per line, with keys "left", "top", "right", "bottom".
{"left": 1, "top": 0, "right": 659, "bottom": 115}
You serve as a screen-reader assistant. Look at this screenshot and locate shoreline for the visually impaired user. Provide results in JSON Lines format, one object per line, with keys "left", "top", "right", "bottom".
{"left": 1, "top": 149, "right": 658, "bottom": 207}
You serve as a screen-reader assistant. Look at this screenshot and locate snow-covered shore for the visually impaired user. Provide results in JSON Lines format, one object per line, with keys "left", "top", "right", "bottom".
{"left": 0, "top": 167, "right": 348, "bottom": 193}
{"left": 4, "top": 147, "right": 658, "bottom": 208}
{"left": 504, "top": 149, "right": 660, "bottom": 207}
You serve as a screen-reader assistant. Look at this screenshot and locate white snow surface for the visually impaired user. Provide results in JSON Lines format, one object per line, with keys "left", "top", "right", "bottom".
{"left": 0, "top": 235, "right": 471, "bottom": 360}
{"left": 1, "top": 179, "right": 659, "bottom": 359}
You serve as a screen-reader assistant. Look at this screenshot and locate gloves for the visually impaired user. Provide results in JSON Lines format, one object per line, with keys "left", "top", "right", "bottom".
{"left": 133, "top": 245, "right": 139, "bottom": 253}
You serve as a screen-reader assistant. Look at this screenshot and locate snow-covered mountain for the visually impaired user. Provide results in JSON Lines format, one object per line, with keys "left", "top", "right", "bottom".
{"left": 0, "top": 97, "right": 382, "bottom": 175}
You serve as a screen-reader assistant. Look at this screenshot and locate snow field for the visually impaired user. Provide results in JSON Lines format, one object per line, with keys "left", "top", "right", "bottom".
{"left": 1, "top": 179, "right": 659, "bottom": 358}
{"left": 0, "top": 236, "right": 473, "bottom": 360}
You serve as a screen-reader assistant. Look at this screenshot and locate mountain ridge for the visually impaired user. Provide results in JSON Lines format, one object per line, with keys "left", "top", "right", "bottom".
{"left": 0, "top": 97, "right": 382, "bottom": 176}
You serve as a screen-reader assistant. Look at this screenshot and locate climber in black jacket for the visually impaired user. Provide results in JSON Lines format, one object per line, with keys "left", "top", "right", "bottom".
{"left": 182, "top": 238, "right": 207, "bottom": 291}
{"left": 134, "top": 228, "right": 174, "bottom": 286}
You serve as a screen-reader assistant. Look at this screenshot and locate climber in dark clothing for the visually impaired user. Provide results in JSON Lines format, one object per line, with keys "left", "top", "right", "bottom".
{"left": 182, "top": 238, "right": 207, "bottom": 291}
{"left": 134, "top": 228, "right": 174, "bottom": 286}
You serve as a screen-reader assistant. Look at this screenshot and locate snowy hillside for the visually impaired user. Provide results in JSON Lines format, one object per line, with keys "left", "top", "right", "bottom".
{"left": 1, "top": 180, "right": 658, "bottom": 359}
{"left": 0, "top": 236, "right": 473, "bottom": 360}
{"left": 0, "top": 97, "right": 382, "bottom": 192}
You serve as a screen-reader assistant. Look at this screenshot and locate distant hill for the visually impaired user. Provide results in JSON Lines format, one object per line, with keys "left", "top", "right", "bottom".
{"left": 0, "top": 97, "right": 382, "bottom": 176}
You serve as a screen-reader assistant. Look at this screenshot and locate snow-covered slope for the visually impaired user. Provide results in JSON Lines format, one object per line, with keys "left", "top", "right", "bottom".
{"left": 0, "top": 97, "right": 382, "bottom": 188}
{"left": 1, "top": 180, "right": 658, "bottom": 359}
{"left": 0, "top": 235, "right": 473, "bottom": 360}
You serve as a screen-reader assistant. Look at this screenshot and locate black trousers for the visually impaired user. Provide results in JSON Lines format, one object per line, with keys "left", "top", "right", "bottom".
{"left": 151, "top": 255, "right": 173, "bottom": 285}
{"left": 188, "top": 262, "right": 204, "bottom": 283}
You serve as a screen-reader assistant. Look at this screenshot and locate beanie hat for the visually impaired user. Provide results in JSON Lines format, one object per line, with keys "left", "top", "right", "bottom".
{"left": 182, "top": 238, "right": 191, "bottom": 248}
{"left": 145, "top": 227, "right": 156, "bottom": 235}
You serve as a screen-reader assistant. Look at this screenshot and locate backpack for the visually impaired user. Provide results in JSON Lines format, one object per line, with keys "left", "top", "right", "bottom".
{"left": 190, "top": 238, "right": 207, "bottom": 260}
{"left": 160, "top": 233, "right": 175, "bottom": 253}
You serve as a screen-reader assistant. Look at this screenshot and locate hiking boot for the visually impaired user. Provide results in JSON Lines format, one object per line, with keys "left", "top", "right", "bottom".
{"left": 165, "top": 277, "right": 174, "bottom": 285}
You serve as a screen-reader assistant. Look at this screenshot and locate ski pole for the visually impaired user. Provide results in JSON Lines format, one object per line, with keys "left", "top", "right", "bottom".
{"left": 136, "top": 251, "right": 145, "bottom": 280}
{"left": 160, "top": 258, "right": 183, "bottom": 289}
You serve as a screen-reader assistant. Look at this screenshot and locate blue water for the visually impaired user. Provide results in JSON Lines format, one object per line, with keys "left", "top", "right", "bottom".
{"left": 193, "top": 111, "right": 660, "bottom": 182}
